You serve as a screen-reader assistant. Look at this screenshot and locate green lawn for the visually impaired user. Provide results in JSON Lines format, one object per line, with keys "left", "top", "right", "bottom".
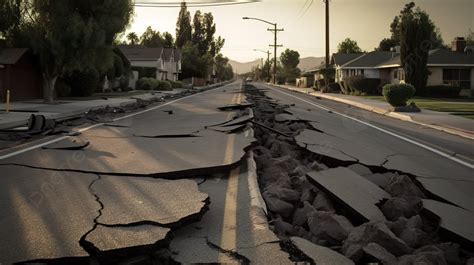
{"left": 363, "top": 96, "right": 474, "bottom": 120}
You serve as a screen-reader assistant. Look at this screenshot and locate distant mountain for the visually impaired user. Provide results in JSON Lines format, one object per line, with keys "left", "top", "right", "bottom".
{"left": 229, "top": 59, "right": 261, "bottom": 75}
{"left": 298, "top": 57, "right": 325, "bottom": 72}
{"left": 229, "top": 56, "right": 326, "bottom": 75}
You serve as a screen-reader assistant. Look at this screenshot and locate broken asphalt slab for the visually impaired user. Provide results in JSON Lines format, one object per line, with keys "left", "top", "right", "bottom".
{"left": 85, "top": 224, "right": 171, "bottom": 253}
{"left": 306, "top": 167, "right": 390, "bottom": 223}
{"left": 0, "top": 165, "right": 211, "bottom": 263}
{"left": 93, "top": 176, "right": 209, "bottom": 226}
{"left": 422, "top": 199, "right": 474, "bottom": 246}
{"left": 290, "top": 237, "right": 355, "bottom": 265}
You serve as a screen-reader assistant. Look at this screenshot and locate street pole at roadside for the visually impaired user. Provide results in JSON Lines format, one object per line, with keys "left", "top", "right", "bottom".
{"left": 243, "top": 17, "right": 283, "bottom": 84}
{"left": 254, "top": 49, "right": 271, "bottom": 82}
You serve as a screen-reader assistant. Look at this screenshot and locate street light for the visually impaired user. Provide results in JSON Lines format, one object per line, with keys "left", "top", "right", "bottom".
{"left": 243, "top": 17, "right": 283, "bottom": 84}
{"left": 253, "top": 49, "right": 271, "bottom": 82}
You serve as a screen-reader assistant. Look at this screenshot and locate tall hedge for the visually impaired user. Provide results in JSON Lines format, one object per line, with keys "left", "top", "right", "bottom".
{"left": 343, "top": 75, "right": 381, "bottom": 95}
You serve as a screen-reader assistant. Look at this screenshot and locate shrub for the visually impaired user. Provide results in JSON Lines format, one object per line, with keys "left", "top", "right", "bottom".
{"left": 156, "top": 80, "right": 172, "bottom": 91}
{"left": 136, "top": 77, "right": 158, "bottom": 90}
{"left": 322, "top": 83, "right": 341, "bottom": 93}
{"left": 119, "top": 76, "right": 130, "bottom": 92}
{"left": 343, "top": 75, "right": 381, "bottom": 95}
{"left": 67, "top": 69, "right": 100, "bottom": 97}
{"left": 383, "top": 83, "right": 416, "bottom": 107}
{"left": 426, "top": 85, "right": 462, "bottom": 98}
{"left": 170, "top": 80, "right": 183, "bottom": 89}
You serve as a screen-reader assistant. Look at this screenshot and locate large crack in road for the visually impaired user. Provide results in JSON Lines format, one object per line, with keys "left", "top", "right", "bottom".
{"left": 244, "top": 84, "right": 474, "bottom": 264}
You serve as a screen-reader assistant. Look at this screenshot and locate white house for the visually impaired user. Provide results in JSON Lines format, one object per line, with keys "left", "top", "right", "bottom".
{"left": 119, "top": 45, "right": 182, "bottom": 87}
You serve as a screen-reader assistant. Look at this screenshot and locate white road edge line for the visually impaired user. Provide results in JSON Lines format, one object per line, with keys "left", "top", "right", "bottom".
{"left": 0, "top": 83, "right": 233, "bottom": 160}
{"left": 266, "top": 84, "right": 474, "bottom": 169}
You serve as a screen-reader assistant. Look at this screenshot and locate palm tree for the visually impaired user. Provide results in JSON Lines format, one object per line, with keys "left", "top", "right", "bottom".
{"left": 126, "top": 32, "right": 139, "bottom": 45}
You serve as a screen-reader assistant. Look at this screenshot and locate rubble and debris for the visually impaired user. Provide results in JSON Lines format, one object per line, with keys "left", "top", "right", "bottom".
{"left": 362, "top": 242, "right": 397, "bottom": 264}
{"left": 342, "top": 222, "right": 413, "bottom": 261}
{"left": 306, "top": 167, "right": 390, "bottom": 223}
{"left": 307, "top": 211, "right": 354, "bottom": 246}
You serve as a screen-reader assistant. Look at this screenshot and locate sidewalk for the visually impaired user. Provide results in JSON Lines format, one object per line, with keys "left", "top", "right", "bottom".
{"left": 271, "top": 84, "right": 474, "bottom": 140}
{"left": 0, "top": 89, "right": 187, "bottom": 130}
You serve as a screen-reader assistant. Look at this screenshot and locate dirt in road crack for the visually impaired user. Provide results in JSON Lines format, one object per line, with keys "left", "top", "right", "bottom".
{"left": 244, "top": 84, "right": 474, "bottom": 264}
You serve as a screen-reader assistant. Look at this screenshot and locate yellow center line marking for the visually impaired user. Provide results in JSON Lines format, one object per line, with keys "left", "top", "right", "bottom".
{"left": 219, "top": 81, "right": 243, "bottom": 260}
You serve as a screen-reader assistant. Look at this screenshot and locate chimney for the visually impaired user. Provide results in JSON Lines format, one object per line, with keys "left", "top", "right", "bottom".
{"left": 451, "top": 37, "right": 466, "bottom": 53}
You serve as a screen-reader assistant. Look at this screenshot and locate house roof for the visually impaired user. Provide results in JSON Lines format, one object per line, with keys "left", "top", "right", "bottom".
{"left": 332, "top": 53, "right": 363, "bottom": 66}
{"left": 0, "top": 48, "right": 29, "bottom": 65}
{"left": 162, "top": 48, "right": 173, "bottom": 61}
{"left": 427, "top": 49, "right": 474, "bottom": 65}
{"left": 342, "top": 51, "right": 395, "bottom": 68}
{"left": 118, "top": 45, "right": 163, "bottom": 61}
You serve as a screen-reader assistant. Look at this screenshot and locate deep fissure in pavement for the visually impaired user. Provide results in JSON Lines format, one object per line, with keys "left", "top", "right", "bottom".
{"left": 244, "top": 84, "right": 474, "bottom": 264}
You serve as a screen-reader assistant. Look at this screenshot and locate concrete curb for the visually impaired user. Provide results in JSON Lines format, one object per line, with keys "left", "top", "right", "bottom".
{"left": 272, "top": 84, "right": 474, "bottom": 140}
{"left": 247, "top": 151, "right": 268, "bottom": 215}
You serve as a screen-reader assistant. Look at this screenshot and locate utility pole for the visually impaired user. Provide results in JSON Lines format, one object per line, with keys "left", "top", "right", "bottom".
{"left": 269, "top": 24, "right": 284, "bottom": 84}
{"left": 324, "top": 0, "right": 330, "bottom": 68}
{"left": 266, "top": 50, "right": 271, "bottom": 81}
{"left": 243, "top": 17, "right": 282, "bottom": 84}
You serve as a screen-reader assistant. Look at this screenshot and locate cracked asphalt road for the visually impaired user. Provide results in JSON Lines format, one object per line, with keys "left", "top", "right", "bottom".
{"left": 0, "top": 80, "right": 472, "bottom": 264}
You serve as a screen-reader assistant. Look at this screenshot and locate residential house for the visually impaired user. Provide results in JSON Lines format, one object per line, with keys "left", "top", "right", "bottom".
{"left": 119, "top": 45, "right": 182, "bottom": 88}
{"left": 0, "top": 48, "right": 43, "bottom": 102}
{"left": 335, "top": 51, "right": 396, "bottom": 83}
{"left": 296, "top": 68, "right": 317, "bottom": 88}
{"left": 333, "top": 53, "right": 366, "bottom": 83}
{"left": 336, "top": 37, "right": 474, "bottom": 96}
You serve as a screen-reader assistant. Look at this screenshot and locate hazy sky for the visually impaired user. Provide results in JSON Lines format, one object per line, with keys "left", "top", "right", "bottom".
{"left": 128, "top": 0, "right": 474, "bottom": 62}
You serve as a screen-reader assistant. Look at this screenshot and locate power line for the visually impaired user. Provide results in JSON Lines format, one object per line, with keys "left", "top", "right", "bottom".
{"left": 134, "top": 0, "right": 259, "bottom": 7}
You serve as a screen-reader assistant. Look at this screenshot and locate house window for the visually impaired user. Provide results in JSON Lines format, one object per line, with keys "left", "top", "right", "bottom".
{"left": 360, "top": 69, "right": 365, "bottom": 76}
{"left": 443, "top": 68, "right": 471, "bottom": 89}
{"left": 393, "top": 69, "right": 398, "bottom": 79}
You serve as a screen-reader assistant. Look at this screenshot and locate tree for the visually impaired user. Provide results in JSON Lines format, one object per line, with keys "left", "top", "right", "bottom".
{"left": 377, "top": 38, "right": 399, "bottom": 51}
{"left": 280, "top": 49, "right": 300, "bottom": 83}
{"left": 192, "top": 11, "right": 206, "bottom": 53}
{"left": 0, "top": 0, "right": 21, "bottom": 40}
{"left": 175, "top": 1, "right": 192, "bottom": 48}
{"left": 382, "top": 1, "right": 444, "bottom": 51}
{"left": 337, "top": 38, "right": 362, "bottom": 53}
{"left": 162, "top": 32, "right": 174, "bottom": 48}
{"left": 180, "top": 42, "right": 213, "bottom": 79}
{"left": 22, "top": 0, "right": 133, "bottom": 102}
{"left": 126, "top": 32, "right": 139, "bottom": 45}
{"left": 466, "top": 29, "right": 474, "bottom": 45}
{"left": 215, "top": 53, "right": 233, "bottom": 81}
{"left": 400, "top": 2, "right": 434, "bottom": 95}
{"left": 140, "top": 26, "right": 164, "bottom": 47}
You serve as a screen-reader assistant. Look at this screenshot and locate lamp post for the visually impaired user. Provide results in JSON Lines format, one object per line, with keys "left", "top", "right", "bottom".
{"left": 243, "top": 17, "right": 283, "bottom": 84}
{"left": 254, "top": 49, "right": 271, "bottom": 82}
